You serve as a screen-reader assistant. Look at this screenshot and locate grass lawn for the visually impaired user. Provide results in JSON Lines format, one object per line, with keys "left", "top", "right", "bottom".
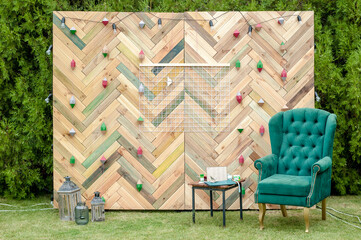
{"left": 0, "top": 195, "right": 360, "bottom": 240}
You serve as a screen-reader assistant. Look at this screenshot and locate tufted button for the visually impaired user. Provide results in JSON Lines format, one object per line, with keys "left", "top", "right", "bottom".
{"left": 308, "top": 132, "right": 312, "bottom": 136}
{"left": 314, "top": 119, "right": 318, "bottom": 123}
{"left": 312, "top": 144, "right": 316, "bottom": 148}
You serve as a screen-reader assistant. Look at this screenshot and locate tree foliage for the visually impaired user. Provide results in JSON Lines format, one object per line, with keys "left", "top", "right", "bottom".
{"left": 0, "top": 0, "right": 360, "bottom": 198}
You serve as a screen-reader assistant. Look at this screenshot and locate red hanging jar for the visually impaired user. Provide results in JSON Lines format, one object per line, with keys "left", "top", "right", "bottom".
{"left": 260, "top": 125, "right": 265, "bottom": 136}
{"left": 102, "top": 77, "right": 108, "bottom": 88}
{"left": 233, "top": 30, "right": 240, "bottom": 38}
{"left": 239, "top": 155, "right": 244, "bottom": 164}
{"left": 71, "top": 59, "right": 76, "bottom": 70}
{"left": 137, "top": 147, "right": 143, "bottom": 157}
{"left": 236, "top": 92, "right": 242, "bottom": 103}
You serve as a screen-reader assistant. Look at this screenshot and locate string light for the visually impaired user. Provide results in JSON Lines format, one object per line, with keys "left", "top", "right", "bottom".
{"left": 112, "top": 23, "right": 117, "bottom": 34}
{"left": 46, "top": 45, "right": 52, "bottom": 55}
{"left": 45, "top": 93, "right": 52, "bottom": 103}
{"left": 158, "top": 18, "right": 162, "bottom": 29}
{"left": 278, "top": 17, "right": 285, "bottom": 25}
{"left": 297, "top": 15, "right": 302, "bottom": 24}
{"left": 61, "top": 17, "right": 65, "bottom": 28}
{"left": 139, "top": 20, "right": 145, "bottom": 28}
{"left": 59, "top": 12, "right": 302, "bottom": 27}
{"left": 209, "top": 20, "right": 214, "bottom": 31}
{"left": 248, "top": 25, "right": 252, "bottom": 36}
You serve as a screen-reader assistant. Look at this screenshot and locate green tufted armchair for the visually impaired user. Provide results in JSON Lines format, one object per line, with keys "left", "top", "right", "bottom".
{"left": 254, "top": 108, "right": 337, "bottom": 232}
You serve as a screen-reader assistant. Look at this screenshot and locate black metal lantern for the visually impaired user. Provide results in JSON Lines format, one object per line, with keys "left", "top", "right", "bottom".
{"left": 91, "top": 191, "right": 105, "bottom": 222}
{"left": 57, "top": 176, "right": 81, "bottom": 221}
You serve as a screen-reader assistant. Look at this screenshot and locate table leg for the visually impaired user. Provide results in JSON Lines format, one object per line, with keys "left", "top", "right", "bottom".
{"left": 192, "top": 187, "right": 195, "bottom": 223}
{"left": 210, "top": 190, "right": 213, "bottom": 217}
{"left": 240, "top": 189, "right": 243, "bottom": 220}
{"left": 222, "top": 190, "right": 226, "bottom": 227}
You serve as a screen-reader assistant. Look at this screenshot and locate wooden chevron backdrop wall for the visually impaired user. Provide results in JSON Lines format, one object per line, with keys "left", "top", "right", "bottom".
{"left": 53, "top": 11, "right": 314, "bottom": 210}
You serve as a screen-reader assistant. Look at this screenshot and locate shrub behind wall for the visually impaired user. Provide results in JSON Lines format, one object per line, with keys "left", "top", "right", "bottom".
{"left": 0, "top": 0, "right": 359, "bottom": 198}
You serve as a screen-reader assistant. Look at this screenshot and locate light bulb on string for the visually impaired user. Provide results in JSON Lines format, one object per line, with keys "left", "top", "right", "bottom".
{"left": 297, "top": 15, "right": 302, "bottom": 24}
{"left": 112, "top": 23, "right": 117, "bottom": 34}
{"left": 209, "top": 20, "right": 214, "bottom": 31}
{"left": 46, "top": 45, "right": 53, "bottom": 55}
{"left": 158, "top": 18, "right": 162, "bottom": 29}
{"left": 61, "top": 17, "right": 65, "bottom": 28}
{"left": 248, "top": 25, "right": 252, "bottom": 36}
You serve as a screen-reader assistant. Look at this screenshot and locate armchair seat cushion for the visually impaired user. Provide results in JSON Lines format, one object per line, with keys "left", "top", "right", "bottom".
{"left": 258, "top": 174, "right": 311, "bottom": 197}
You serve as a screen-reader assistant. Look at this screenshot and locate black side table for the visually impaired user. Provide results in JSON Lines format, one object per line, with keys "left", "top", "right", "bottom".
{"left": 189, "top": 180, "right": 244, "bottom": 227}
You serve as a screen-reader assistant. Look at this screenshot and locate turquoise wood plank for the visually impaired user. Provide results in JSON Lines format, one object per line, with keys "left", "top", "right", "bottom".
{"left": 184, "top": 89, "right": 215, "bottom": 118}
{"left": 152, "top": 39, "right": 184, "bottom": 76}
{"left": 116, "top": 63, "right": 155, "bottom": 101}
{"left": 151, "top": 91, "right": 184, "bottom": 127}
{"left": 152, "top": 174, "right": 184, "bottom": 209}
{"left": 53, "top": 97, "right": 86, "bottom": 132}
{"left": 82, "top": 151, "right": 121, "bottom": 189}
{"left": 117, "top": 135, "right": 156, "bottom": 173}
{"left": 117, "top": 156, "right": 156, "bottom": 194}
{"left": 82, "top": 79, "right": 120, "bottom": 116}
{"left": 53, "top": 14, "right": 86, "bottom": 50}
{"left": 82, "top": 131, "right": 121, "bottom": 168}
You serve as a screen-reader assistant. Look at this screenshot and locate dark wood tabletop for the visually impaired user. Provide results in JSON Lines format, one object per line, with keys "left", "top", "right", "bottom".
{"left": 188, "top": 178, "right": 245, "bottom": 189}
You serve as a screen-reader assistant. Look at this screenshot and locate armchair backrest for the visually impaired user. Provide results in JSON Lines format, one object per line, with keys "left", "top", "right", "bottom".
{"left": 269, "top": 108, "right": 337, "bottom": 176}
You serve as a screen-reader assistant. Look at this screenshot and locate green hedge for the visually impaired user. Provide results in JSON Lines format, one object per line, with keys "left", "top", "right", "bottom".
{"left": 0, "top": 0, "right": 360, "bottom": 198}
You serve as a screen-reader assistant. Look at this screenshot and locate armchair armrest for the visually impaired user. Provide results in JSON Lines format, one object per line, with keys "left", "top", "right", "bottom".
{"left": 307, "top": 156, "right": 332, "bottom": 207}
{"left": 312, "top": 156, "right": 332, "bottom": 173}
{"left": 254, "top": 154, "right": 278, "bottom": 181}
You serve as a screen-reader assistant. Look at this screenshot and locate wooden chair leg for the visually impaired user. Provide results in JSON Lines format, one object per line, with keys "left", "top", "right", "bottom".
{"left": 280, "top": 205, "right": 287, "bottom": 217}
{"left": 322, "top": 199, "right": 326, "bottom": 220}
{"left": 304, "top": 207, "right": 310, "bottom": 233}
{"left": 258, "top": 203, "right": 266, "bottom": 230}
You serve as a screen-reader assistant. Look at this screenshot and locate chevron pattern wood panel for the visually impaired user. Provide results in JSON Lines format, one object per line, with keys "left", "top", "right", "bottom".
{"left": 184, "top": 11, "right": 314, "bottom": 210}
{"left": 53, "top": 11, "right": 314, "bottom": 210}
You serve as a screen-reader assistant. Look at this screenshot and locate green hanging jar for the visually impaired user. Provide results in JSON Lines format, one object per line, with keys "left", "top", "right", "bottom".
{"left": 257, "top": 60, "right": 263, "bottom": 72}
{"left": 235, "top": 60, "right": 241, "bottom": 69}
{"left": 75, "top": 202, "right": 89, "bottom": 225}
{"left": 70, "top": 156, "right": 75, "bottom": 165}
{"left": 101, "top": 122, "right": 107, "bottom": 132}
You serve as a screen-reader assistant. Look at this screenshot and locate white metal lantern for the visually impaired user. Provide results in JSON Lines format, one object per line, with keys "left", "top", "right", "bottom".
{"left": 57, "top": 176, "right": 81, "bottom": 221}
{"left": 91, "top": 191, "right": 105, "bottom": 222}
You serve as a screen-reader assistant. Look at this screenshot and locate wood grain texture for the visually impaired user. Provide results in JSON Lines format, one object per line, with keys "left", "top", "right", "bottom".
{"left": 53, "top": 11, "right": 314, "bottom": 210}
